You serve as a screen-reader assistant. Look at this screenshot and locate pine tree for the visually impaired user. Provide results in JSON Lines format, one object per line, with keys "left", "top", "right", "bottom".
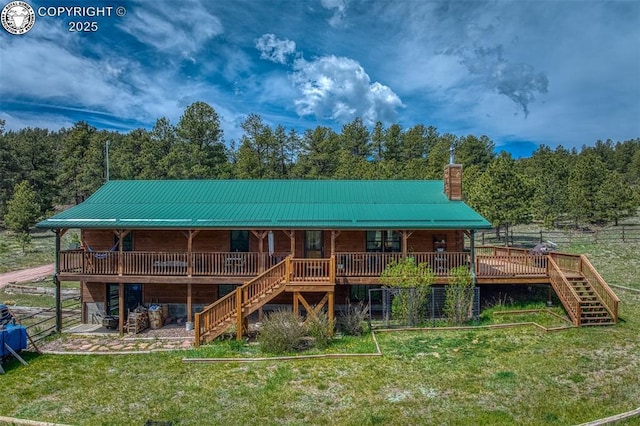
{"left": 4, "top": 180, "right": 40, "bottom": 234}
{"left": 467, "top": 153, "right": 534, "bottom": 240}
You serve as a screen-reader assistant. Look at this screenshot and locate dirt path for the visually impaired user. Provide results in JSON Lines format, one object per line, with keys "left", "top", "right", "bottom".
{"left": 0, "top": 263, "right": 55, "bottom": 289}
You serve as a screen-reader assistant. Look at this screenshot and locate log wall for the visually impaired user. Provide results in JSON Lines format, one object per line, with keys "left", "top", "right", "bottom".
{"left": 81, "top": 229, "right": 466, "bottom": 255}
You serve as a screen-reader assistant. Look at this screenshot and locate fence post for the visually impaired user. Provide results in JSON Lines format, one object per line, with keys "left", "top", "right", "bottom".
{"left": 622, "top": 225, "right": 625, "bottom": 243}
{"left": 540, "top": 230, "right": 543, "bottom": 243}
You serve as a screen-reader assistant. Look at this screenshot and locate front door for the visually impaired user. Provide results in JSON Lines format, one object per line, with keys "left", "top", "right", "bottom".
{"left": 304, "top": 230, "right": 324, "bottom": 258}
{"left": 106, "top": 283, "right": 143, "bottom": 317}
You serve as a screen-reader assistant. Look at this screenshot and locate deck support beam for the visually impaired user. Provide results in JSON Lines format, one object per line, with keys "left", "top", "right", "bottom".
{"left": 114, "top": 230, "right": 130, "bottom": 276}
{"left": 470, "top": 229, "right": 477, "bottom": 285}
{"left": 401, "top": 231, "right": 414, "bottom": 258}
{"left": 54, "top": 229, "right": 62, "bottom": 333}
{"left": 330, "top": 231, "right": 341, "bottom": 256}
{"left": 282, "top": 230, "right": 296, "bottom": 257}
{"left": 118, "top": 282, "right": 124, "bottom": 335}
{"left": 251, "top": 231, "right": 268, "bottom": 272}
{"left": 187, "top": 282, "right": 192, "bottom": 323}
{"left": 184, "top": 230, "right": 199, "bottom": 277}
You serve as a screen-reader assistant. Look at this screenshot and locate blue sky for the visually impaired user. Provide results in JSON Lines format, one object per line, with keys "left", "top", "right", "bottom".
{"left": 1, "top": 0, "right": 639, "bottom": 157}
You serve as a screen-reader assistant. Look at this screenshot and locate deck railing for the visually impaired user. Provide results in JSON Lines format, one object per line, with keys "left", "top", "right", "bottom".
{"left": 194, "top": 286, "right": 238, "bottom": 346}
{"left": 243, "top": 258, "right": 290, "bottom": 301}
{"left": 548, "top": 252, "right": 581, "bottom": 271}
{"left": 58, "top": 251, "right": 290, "bottom": 276}
{"left": 547, "top": 256, "right": 581, "bottom": 326}
{"left": 579, "top": 255, "right": 619, "bottom": 322}
{"left": 335, "top": 252, "right": 469, "bottom": 277}
{"left": 58, "top": 249, "right": 546, "bottom": 279}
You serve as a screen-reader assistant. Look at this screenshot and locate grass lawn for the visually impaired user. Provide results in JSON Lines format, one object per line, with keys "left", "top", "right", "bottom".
{"left": 1, "top": 233, "right": 639, "bottom": 424}
{"left": 3, "top": 294, "right": 640, "bottom": 425}
{"left": 0, "top": 229, "right": 78, "bottom": 273}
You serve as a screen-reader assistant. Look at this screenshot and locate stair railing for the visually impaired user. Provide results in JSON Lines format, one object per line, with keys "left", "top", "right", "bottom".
{"left": 194, "top": 289, "right": 238, "bottom": 347}
{"left": 547, "top": 256, "right": 582, "bottom": 326}
{"left": 194, "top": 256, "right": 291, "bottom": 346}
{"left": 579, "top": 255, "right": 619, "bottom": 323}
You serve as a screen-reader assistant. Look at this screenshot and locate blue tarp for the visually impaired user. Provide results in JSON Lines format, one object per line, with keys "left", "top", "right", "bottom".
{"left": 1, "top": 324, "right": 27, "bottom": 356}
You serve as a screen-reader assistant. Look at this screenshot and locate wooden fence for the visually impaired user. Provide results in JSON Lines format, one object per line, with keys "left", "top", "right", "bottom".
{"left": 478, "top": 224, "right": 640, "bottom": 247}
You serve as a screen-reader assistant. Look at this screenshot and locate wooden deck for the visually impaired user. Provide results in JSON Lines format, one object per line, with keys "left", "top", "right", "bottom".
{"left": 57, "top": 249, "right": 550, "bottom": 285}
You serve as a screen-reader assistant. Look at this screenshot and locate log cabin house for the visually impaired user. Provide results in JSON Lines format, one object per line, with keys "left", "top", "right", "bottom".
{"left": 37, "top": 164, "right": 619, "bottom": 345}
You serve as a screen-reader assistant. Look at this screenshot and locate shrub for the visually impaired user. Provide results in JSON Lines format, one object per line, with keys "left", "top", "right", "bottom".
{"left": 258, "top": 310, "right": 305, "bottom": 353}
{"left": 381, "top": 258, "right": 434, "bottom": 326}
{"left": 305, "top": 311, "right": 335, "bottom": 349}
{"left": 338, "top": 300, "right": 369, "bottom": 336}
{"left": 444, "top": 266, "right": 475, "bottom": 325}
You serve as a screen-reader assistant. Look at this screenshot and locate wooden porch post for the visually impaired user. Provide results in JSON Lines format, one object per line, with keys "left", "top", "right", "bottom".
{"left": 328, "top": 291, "right": 334, "bottom": 330}
{"left": 282, "top": 230, "right": 296, "bottom": 257}
{"left": 54, "top": 230, "right": 62, "bottom": 333}
{"left": 330, "top": 230, "right": 336, "bottom": 256}
{"left": 293, "top": 291, "right": 299, "bottom": 315}
{"left": 401, "top": 231, "right": 414, "bottom": 258}
{"left": 470, "top": 229, "right": 477, "bottom": 284}
{"left": 118, "top": 282, "right": 124, "bottom": 335}
{"left": 290, "top": 230, "right": 296, "bottom": 257}
{"left": 251, "top": 230, "right": 267, "bottom": 272}
{"left": 187, "top": 283, "right": 192, "bottom": 323}
{"left": 186, "top": 230, "right": 199, "bottom": 277}
{"left": 116, "top": 230, "right": 124, "bottom": 276}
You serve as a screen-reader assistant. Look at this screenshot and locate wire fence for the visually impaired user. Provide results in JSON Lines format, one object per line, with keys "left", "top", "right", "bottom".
{"left": 477, "top": 224, "right": 640, "bottom": 248}
{"left": 368, "top": 287, "right": 480, "bottom": 329}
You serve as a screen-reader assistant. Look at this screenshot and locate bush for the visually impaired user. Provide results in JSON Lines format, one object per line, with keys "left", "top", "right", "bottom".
{"left": 305, "top": 311, "right": 335, "bottom": 349}
{"left": 444, "top": 266, "right": 475, "bottom": 325}
{"left": 380, "top": 257, "right": 434, "bottom": 326}
{"left": 258, "top": 310, "right": 305, "bottom": 353}
{"left": 338, "top": 300, "right": 369, "bottom": 336}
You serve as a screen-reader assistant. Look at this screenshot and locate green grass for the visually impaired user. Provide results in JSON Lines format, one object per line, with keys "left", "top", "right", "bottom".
{"left": 0, "top": 229, "right": 78, "bottom": 273}
{"left": 1, "top": 281, "right": 80, "bottom": 307}
{"left": 565, "top": 241, "right": 640, "bottom": 290}
{"left": 3, "top": 288, "right": 640, "bottom": 425}
{"left": 1, "top": 229, "right": 639, "bottom": 424}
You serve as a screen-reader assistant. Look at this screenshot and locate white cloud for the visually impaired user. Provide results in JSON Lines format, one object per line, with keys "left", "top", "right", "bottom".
{"left": 117, "top": 0, "right": 223, "bottom": 58}
{"left": 320, "top": 0, "right": 349, "bottom": 28}
{"left": 0, "top": 111, "right": 75, "bottom": 132}
{"left": 255, "top": 34, "right": 296, "bottom": 64}
{"left": 291, "top": 55, "right": 403, "bottom": 124}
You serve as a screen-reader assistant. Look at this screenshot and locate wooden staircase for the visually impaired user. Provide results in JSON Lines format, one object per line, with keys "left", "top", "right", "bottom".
{"left": 194, "top": 257, "right": 290, "bottom": 346}
{"left": 547, "top": 253, "right": 619, "bottom": 327}
{"left": 566, "top": 276, "right": 615, "bottom": 325}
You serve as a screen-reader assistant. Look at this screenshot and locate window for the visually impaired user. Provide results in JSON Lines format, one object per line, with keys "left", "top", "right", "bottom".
{"left": 114, "top": 232, "right": 134, "bottom": 251}
{"left": 349, "top": 285, "right": 382, "bottom": 304}
{"left": 230, "top": 230, "right": 249, "bottom": 252}
{"left": 218, "top": 284, "right": 239, "bottom": 298}
{"left": 366, "top": 231, "right": 400, "bottom": 252}
{"left": 305, "top": 230, "right": 323, "bottom": 258}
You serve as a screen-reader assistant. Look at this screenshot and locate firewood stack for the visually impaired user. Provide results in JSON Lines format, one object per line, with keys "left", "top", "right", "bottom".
{"left": 127, "top": 306, "right": 149, "bottom": 334}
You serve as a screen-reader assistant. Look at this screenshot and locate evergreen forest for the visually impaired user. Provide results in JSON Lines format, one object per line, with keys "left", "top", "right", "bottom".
{"left": 1, "top": 102, "right": 639, "bottom": 233}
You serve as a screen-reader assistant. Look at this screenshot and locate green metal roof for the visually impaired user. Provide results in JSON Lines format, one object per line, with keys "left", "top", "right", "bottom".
{"left": 37, "top": 180, "right": 491, "bottom": 230}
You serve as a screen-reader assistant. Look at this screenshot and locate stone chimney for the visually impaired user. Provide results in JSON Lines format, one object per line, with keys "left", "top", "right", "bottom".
{"left": 444, "top": 146, "right": 463, "bottom": 200}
